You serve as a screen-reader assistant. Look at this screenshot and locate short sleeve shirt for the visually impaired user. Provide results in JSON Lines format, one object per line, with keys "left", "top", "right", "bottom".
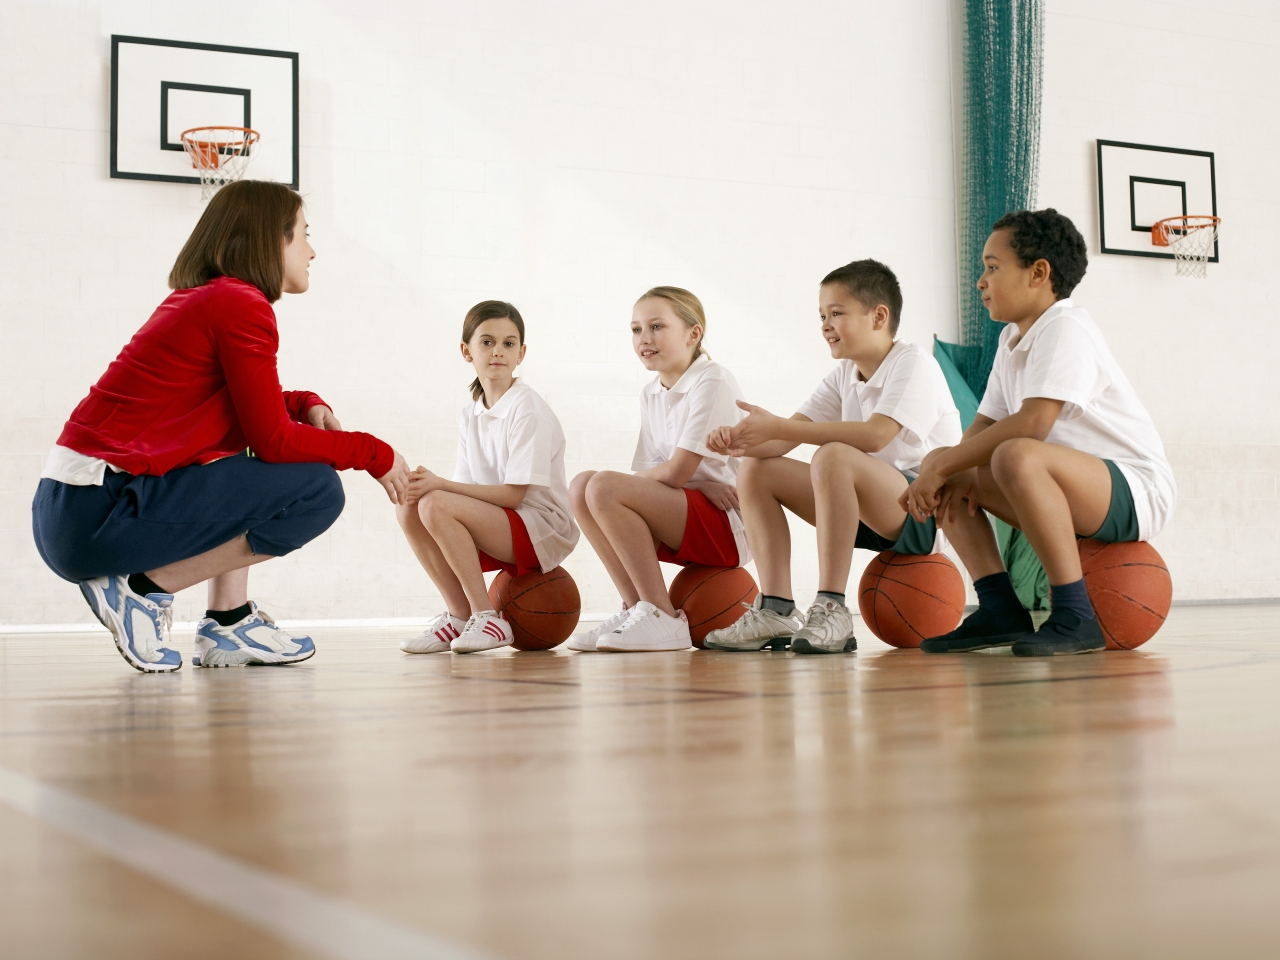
{"left": 976, "top": 299, "right": 1176, "bottom": 540}
{"left": 454, "top": 380, "right": 580, "bottom": 572}
{"left": 632, "top": 354, "right": 752, "bottom": 565}
{"left": 796, "top": 340, "right": 963, "bottom": 477}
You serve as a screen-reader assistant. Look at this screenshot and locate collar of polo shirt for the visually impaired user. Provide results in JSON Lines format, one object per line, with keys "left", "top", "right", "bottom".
{"left": 1007, "top": 298, "right": 1073, "bottom": 352}
{"left": 647, "top": 353, "right": 712, "bottom": 399}
{"left": 474, "top": 379, "right": 527, "bottom": 418}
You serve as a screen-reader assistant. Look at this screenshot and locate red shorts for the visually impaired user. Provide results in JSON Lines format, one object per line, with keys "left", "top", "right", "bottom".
{"left": 478, "top": 508, "right": 542, "bottom": 578}
{"left": 657, "top": 488, "right": 740, "bottom": 567}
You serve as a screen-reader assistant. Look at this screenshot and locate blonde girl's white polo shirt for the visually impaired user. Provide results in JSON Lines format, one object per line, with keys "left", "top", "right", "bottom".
{"left": 631, "top": 353, "right": 752, "bottom": 565}
{"left": 796, "top": 340, "right": 963, "bottom": 477}
{"left": 976, "top": 299, "right": 1176, "bottom": 541}
{"left": 454, "top": 380, "right": 580, "bottom": 572}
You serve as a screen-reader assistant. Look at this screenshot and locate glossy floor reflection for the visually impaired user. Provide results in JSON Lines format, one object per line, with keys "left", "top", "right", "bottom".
{"left": 3, "top": 605, "right": 1280, "bottom": 959}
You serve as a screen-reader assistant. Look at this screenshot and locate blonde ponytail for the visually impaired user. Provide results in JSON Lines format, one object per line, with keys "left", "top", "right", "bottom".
{"left": 636, "top": 286, "right": 708, "bottom": 359}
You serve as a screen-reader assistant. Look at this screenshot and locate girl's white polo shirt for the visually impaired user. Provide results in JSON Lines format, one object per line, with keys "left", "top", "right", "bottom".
{"left": 977, "top": 299, "right": 1176, "bottom": 541}
{"left": 632, "top": 354, "right": 752, "bottom": 565}
{"left": 796, "top": 340, "right": 963, "bottom": 477}
{"left": 454, "top": 380, "right": 579, "bottom": 572}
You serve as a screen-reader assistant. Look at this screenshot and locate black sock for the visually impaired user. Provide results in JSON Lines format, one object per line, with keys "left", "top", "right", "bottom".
{"left": 761, "top": 595, "right": 796, "bottom": 617}
{"left": 817, "top": 590, "right": 846, "bottom": 607}
{"left": 973, "top": 572, "right": 1023, "bottom": 618}
{"left": 1050, "top": 579, "right": 1095, "bottom": 620}
{"left": 205, "top": 603, "right": 253, "bottom": 627}
{"left": 128, "top": 572, "right": 168, "bottom": 597}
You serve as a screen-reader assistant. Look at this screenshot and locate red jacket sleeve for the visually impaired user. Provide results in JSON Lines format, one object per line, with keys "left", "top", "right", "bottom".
{"left": 210, "top": 290, "right": 394, "bottom": 477}
{"left": 284, "top": 390, "right": 328, "bottom": 423}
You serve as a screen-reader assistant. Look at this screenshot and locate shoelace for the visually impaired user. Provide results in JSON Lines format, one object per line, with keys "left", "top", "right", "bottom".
{"left": 614, "top": 604, "right": 654, "bottom": 633}
{"left": 805, "top": 603, "right": 833, "bottom": 631}
{"left": 598, "top": 608, "right": 630, "bottom": 633}
{"left": 156, "top": 601, "right": 174, "bottom": 645}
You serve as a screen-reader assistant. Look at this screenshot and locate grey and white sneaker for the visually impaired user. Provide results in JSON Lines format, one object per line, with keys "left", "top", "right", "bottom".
{"left": 400, "top": 612, "right": 466, "bottom": 654}
{"left": 789, "top": 598, "right": 856, "bottom": 654}
{"left": 192, "top": 603, "right": 316, "bottom": 667}
{"left": 566, "top": 606, "right": 630, "bottom": 652}
{"left": 703, "top": 596, "right": 802, "bottom": 651}
{"left": 596, "top": 601, "right": 692, "bottom": 652}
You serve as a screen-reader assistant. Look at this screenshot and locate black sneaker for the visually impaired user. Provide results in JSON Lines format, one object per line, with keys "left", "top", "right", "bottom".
{"left": 920, "top": 607, "right": 1034, "bottom": 653}
{"left": 1011, "top": 608, "right": 1106, "bottom": 656}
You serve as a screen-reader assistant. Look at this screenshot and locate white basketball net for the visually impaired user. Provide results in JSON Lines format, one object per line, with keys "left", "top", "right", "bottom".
{"left": 1153, "top": 216, "right": 1219, "bottom": 279}
{"left": 180, "top": 127, "right": 260, "bottom": 200}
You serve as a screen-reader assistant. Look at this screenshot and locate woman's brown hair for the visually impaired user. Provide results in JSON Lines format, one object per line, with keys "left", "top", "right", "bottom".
{"left": 636, "top": 286, "right": 709, "bottom": 359}
{"left": 168, "top": 180, "right": 304, "bottom": 303}
{"left": 462, "top": 300, "right": 526, "bottom": 402}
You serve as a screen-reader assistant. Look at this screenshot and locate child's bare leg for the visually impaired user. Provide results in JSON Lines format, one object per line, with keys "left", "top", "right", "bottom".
{"left": 418, "top": 491, "right": 515, "bottom": 615}
{"left": 396, "top": 500, "right": 473, "bottom": 619}
{"left": 570, "top": 470, "right": 640, "bottom": 607}
{"left": 937, "top": 467, "right": 1010, "bottom": 582}
{"left": 988, "top": 439, "right": 1112, "bottom": 583}
{"left": 809, "top": 443, "right": 909, "bottom": 593}
{"left": 737, "top": 457, "right": 815, "bottom": 600}
{"left": 584, "top": 471, "right": 688, "bottom": 616}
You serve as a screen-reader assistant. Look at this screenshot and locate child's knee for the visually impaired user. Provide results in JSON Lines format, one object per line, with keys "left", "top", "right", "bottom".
{"left": 569, "top": 471, "right": 595, "bottom": 511}
{"left": 583, "top": 470, "right": 623, "bottom": 509}
{"left": 417, "top": 490, "right": 451, "bottom": 529}
{"left": 991, "top": 438, "right": 1042, "bottom": 484}
{"left": 810, "top": 442, "right": 858, "bottom": 481}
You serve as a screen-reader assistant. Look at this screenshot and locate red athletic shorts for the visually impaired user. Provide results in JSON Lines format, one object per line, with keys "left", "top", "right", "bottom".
{"left": 478, "top": 508, "right": 542, "bottom": 578}
{"left": 656, "top": 488, "right": 740, "bottom": 567}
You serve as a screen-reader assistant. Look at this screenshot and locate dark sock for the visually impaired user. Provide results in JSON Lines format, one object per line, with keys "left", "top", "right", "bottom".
{"left": 817, "top": 590, "right": 846, "bottom": 607}
{"left": 1050, "top": 579, "right": 1095, "bottom": 620}
{"left": 973, "top": 572, "right": 1023, "bottom": 618}
{"left": 128, "top": 572, "right": 168, "bottom": 597}
{"left": 761, "top": 595, "right": 796, "bottom": 617}
{"left": 205, "top": 603, "right": 253, "bottom": 627}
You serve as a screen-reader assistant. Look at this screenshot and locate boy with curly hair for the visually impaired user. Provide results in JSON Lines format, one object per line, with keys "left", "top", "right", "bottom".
{"left": 904, "top": 209, "right": 1175, "bottom": 656}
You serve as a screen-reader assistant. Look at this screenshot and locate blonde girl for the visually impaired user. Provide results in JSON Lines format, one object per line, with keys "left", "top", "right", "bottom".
{"left": 397, "top": 301, "right": 578, "bottom": 654}
{"left": 567, "top": 287, "right": 751, "bottom": 652}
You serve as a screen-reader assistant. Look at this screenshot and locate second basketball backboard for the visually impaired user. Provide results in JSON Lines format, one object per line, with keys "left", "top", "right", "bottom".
{"left": 110, "top": 36, "right": 298, "bottom": 188}
{"left": 1097, "top": 140, "right": 1218, "bottom": 262}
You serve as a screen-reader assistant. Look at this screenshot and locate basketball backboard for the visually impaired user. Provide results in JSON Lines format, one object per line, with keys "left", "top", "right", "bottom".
{"left": 110, "top": 36, "right": 298, "bottom": 188}
{"left": 1096, "top": 140, "right": 1218, "bottom": 262}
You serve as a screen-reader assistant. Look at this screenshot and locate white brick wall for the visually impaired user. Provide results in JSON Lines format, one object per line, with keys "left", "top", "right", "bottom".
{"left": 3, "top": 0, "right": 1275, "bottom": 627}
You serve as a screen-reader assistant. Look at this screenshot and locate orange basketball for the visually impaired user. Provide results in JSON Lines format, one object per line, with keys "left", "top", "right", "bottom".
{"left": 858, "top": 552, "right": 965, "bottom": 648}
{"left": 487, "top": 567, "right": 581, "bottom": 651}
{"left": 668, "top": 565, "right": 760, "bottom": 648}
{"left": 1078, "top": 539, "right": 1171, "bottom": 649}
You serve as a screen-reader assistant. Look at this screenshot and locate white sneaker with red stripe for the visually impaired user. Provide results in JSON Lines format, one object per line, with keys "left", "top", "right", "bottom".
{"left": 400, "top": 612, "right": 467, "bottom": 654}
{"left": 451, "top": 610, "right": 515, "bottom": 654}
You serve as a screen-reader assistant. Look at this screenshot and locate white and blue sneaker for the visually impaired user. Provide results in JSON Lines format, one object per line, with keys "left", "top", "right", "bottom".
{"left": 192, "top": 602, "right": 315, "bottom": 667}
{"left": 78, "top": 575, "right": 181, "bottom": 673}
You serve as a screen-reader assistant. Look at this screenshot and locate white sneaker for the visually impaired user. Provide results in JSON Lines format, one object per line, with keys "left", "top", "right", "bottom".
{"left": 566, "top": 606, "right": 630, "bottom": 652}
{"left": 703, "top": 596, "right": 803, "bottom": 651}
{"left": 192, "top": 602, "right": 315, "bottom": 667}
{"left": 78, "top": 575, "right": 181, "bottom": 673}
{"left": 452, "top": 610, "right": 514, "bottom": 654}
{"left": 400, "top": 612, "right": 467, "bottom": 654}
{"left": 596, "top": 601, "right": 692, "bottom": 652}
{"left": 789, "top": 598, "right": 856, "bottom": 654}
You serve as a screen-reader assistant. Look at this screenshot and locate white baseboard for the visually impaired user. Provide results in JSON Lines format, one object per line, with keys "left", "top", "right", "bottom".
{"left": 0, "top": 614, "right": 617, "bottom": 635}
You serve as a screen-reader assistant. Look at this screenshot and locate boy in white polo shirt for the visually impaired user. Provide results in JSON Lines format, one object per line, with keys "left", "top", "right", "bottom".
{"left": 905, "top": 209, "right": 1175, "bottom": 656}
{"left": 704, "top": 259, "right": 962, "bottom": 654}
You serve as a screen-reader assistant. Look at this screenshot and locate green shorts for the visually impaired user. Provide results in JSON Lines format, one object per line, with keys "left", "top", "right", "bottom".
{"left": 1086, "top": 459, "right": 1139, "bottom": 543}
{"left": 855, "top": 468, "right": 938, "bottom": 556}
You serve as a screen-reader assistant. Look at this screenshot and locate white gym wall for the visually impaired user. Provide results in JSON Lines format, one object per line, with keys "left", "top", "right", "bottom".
{"left": 0, "top": 0, "right": 1275, "bottom": 626}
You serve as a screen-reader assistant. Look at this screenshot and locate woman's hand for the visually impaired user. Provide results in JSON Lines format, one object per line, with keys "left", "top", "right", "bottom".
{"left": 724, "top": 400, "right": 782, "bottom": 455}
{"left": 405, "top": 466, "right": 444, "bottom": 503}
{"left": 307, "top": 405, "right": 343, "bottom": 431}
{"left": 377, "top": 452, "right": 410, "bottom": 505}
{"left": 685, "top": 480, "right": 740, "bottom": 512}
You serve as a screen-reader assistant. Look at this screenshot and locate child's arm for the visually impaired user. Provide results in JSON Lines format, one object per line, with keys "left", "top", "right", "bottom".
{"left": 635, "top": 448, "right": 703, "bottom": 488}
{"left": 903, "top": 397, "right": 1065, "bottom": 520}
{"left": 712, "top": 402, "right": 902, "bottom": 458}
{"left": 406, "top": 468, "right": 529, "bottom": 509}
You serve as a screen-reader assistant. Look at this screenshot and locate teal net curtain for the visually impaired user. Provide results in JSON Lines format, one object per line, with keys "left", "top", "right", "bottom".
{"left": 937, "top": 0, "right": 1048, "bottom": 609}
{"left": 956, "top": 0, "right": 1044, "bottom": 395}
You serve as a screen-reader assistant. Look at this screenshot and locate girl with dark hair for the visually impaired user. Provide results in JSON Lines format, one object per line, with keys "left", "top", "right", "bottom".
{"left": 31, "top": 180, "right": 409, "bottom": 673}
{"left": 395, "top": 301, "right": 577, "bottom": 655}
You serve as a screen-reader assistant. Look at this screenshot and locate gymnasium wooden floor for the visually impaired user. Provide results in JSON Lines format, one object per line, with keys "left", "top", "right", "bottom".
{"left": 2, "top": 606, "right": 1279, "bottom": 960}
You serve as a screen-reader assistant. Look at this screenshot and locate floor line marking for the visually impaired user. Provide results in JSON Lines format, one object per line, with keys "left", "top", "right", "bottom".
{"left": 0, "top": 764, "right": 498, "bottom": 960}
